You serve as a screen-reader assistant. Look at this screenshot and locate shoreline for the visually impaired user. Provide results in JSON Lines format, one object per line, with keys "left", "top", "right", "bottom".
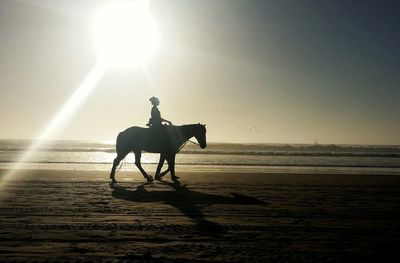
{"left": 1, "top": 163, "right": 399, "bottom": 175}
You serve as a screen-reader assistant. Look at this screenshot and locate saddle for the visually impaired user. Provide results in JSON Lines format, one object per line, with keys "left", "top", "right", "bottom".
{"left": 147, "top": 124, "right": 169, "bottom": 138}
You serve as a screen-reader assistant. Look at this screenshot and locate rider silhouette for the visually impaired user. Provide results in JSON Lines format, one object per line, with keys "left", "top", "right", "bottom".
{"left": 147, "top": 96, "right": 172, "bottom": 128}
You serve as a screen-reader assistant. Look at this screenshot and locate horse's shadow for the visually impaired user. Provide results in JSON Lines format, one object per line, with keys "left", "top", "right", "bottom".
{"left": 110, "top": 181, "right": 267, "bottom": 235}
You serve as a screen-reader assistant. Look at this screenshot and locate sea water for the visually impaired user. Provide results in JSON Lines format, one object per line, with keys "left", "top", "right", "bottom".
{"left": 0, "top": 140, "right": 399, "bottom": 174}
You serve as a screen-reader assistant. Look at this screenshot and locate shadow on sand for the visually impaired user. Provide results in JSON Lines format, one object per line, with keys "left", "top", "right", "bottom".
{"left": 110, "top": 180, "right": 267, "bottom": 235}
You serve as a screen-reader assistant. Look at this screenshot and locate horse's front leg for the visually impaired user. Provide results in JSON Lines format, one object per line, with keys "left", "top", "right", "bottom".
{"left": 166, "top": 154, "right": 179, "bottom": 182}
{"left": 155, "top": 154, "right": 167, "bottom": 180}
{"left": 134, "top": 151, "right": 153, "bottom": 182}
{"left": 158, "top": 168, "right": 170, "bottom": 179}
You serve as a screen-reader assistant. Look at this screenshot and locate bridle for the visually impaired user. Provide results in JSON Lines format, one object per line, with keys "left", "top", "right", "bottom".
{"left": 177, "top": 124, "right": 205, "bottom": 152}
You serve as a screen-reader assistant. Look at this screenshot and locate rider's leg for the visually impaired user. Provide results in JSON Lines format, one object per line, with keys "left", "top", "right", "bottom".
{"left": 134, "top": 151, "right": 153, "bottom": 182}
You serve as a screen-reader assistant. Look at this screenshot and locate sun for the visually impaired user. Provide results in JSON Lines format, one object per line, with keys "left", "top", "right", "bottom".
{"left": 92, "top": 1, "right": 160, "bottom": 68}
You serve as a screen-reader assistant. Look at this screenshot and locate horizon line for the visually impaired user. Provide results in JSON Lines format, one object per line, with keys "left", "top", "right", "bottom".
{"left": 0, "top": 138, "right": 398, "bottom": 147}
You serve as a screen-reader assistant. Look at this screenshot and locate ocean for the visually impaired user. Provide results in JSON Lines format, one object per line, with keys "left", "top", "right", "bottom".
{"left": 0, "top": 140, "right": 399, "bottom": 174}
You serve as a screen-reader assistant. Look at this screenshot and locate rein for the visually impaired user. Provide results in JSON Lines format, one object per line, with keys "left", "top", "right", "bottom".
{"left": 178, "top": 139, "right": 200, "bottom": 152}
{"left": 188, "top": 139, "right": 200, "bottom": 146}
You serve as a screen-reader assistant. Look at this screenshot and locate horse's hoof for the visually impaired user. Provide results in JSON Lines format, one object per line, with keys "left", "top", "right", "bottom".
{"left": 109, "top": 179, "right": 117, "bottom": 186}
{"left": 147, "top": 175, "right": 154, "bottom": 182}
{"left": 155, "top": 173, "right": 166, "bottom": 180}
{"left": 171, "top": 176, "right": 180, "bottom": 184}
{"left": 154, "top": 174, "right": 164, "bottom": 181}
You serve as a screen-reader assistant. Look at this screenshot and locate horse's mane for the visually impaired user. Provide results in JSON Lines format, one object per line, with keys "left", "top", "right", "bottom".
{"left": 127, "top": 123, "right": 204, "bottom": 133}
{"left": 173, "top": 123, "right": 205, "bottom": 133}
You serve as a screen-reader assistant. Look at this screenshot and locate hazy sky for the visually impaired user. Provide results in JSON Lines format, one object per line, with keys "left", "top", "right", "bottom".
{"left": 0, "top": 0, "right": 399, "bottom": 144}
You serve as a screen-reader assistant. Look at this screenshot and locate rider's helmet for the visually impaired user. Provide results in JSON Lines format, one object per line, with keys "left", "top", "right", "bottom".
{"left": 149, "top": 96, "right": 160, "bottom": 105}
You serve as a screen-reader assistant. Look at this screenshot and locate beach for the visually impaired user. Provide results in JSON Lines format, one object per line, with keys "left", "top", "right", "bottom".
{"left": 1, "top": 169, "right": 399, "bottom": 262}
{"left": 1, "top": 0, "right": 399, "bottom": 261}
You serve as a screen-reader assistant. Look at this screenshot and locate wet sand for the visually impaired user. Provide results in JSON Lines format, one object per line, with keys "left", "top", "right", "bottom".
{"left": 0, "top": 169, "right": 399, "bottom": 262}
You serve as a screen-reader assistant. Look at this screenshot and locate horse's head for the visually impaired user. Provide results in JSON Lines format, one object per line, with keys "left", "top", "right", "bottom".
{"left": 194, "top": 123, "right": 207, "bottom": 149}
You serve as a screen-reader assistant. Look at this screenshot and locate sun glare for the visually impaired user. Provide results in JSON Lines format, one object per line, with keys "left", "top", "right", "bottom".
{"left": 1, "top": 0, "right": 160, "bottom": 190}
{"left": 93, "top": 1, "right": 160, "bottom": 68}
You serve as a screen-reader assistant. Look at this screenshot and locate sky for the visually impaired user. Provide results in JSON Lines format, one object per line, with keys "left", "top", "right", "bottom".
{"left": 0, "top": 0, "right": 399, "bottom": 145}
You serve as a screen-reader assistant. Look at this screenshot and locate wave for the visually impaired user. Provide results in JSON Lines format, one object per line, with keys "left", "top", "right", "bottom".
{"left": 1, "top": 141, "right": 400, "bottom": 162}
{"left": 180, "top": 150, "right": 400, "bottom": 158}
{"left": 1, "top": 147, "right": 399, "bottom": 158}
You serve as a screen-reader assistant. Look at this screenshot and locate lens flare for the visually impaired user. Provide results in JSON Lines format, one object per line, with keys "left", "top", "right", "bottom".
{"left": 0, "top": 62, "right": 107, "bottom": 189}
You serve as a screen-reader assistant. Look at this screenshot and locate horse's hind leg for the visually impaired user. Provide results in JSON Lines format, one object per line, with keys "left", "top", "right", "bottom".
{"left": 134, "top": 151, "right": 153, "bottom": 182}
{"left": 110, "top": 152, "right": 127, "bottom": 184}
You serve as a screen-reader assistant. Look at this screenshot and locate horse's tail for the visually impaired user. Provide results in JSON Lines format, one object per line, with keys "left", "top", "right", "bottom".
{"left": 115, "top": 126, "right": 142, "bottom": 155}
{"left": 115, "top": 132, "right": 124, "bottom": 155}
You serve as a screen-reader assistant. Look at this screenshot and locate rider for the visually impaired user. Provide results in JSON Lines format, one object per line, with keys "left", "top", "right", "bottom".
{"left": 147, "top": 96, "right": 172, "bottom": 128}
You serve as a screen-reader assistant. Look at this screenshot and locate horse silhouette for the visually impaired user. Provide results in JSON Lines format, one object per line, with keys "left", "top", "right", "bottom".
{"left": 110, "top": 124, "right": 206, "bottom": 184}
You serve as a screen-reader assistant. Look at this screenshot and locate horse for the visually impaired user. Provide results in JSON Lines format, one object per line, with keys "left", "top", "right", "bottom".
{"left": 110, "top": 123, "right": 207, "bottom": 184}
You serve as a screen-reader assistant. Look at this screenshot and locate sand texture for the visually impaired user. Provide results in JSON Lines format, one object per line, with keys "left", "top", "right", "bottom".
{"left": 1, "top": 170, "right": 399, "bottom": 262}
